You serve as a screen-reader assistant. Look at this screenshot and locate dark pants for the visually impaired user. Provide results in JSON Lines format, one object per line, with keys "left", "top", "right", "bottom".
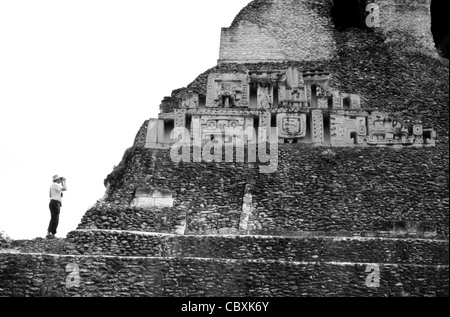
{"left": 48, "top": 200, "right": 61, "bottom": 235}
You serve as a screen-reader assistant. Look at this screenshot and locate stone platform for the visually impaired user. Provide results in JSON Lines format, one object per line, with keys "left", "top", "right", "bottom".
{"left": 0, "top": 230, "right": 448, "bottom": 297}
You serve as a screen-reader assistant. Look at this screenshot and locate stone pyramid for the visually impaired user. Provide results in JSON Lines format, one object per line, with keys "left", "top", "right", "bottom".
{"left": 1, "top": 0, "right": 448, "bottom": 297}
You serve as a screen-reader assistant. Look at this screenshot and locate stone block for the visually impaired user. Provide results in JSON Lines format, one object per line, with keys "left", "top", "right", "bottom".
{"left": 145, "top": 119, "right": 166, "bottom": 149}
{"left": 350, "top": 94, "right": 361, "bottom": 110}
{"left": 131, "top": 188, "right": 174, "bottom": 208}
{"left": 277, "top": 113, "right": 307, "bottom": 140}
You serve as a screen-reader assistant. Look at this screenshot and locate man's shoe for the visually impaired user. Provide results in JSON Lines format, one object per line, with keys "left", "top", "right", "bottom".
{"left": 46, "top": 234, "right": 56, "bottom": 239}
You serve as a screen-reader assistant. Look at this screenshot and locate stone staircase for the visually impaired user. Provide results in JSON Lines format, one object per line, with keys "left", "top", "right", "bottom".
{"left": 1, "top": 226, "right": 448, "bottom": 297}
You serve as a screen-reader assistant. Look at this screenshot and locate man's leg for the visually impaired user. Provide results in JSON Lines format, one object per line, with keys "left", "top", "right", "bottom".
{"left": 48, "top": 200, "right": 60, "bottom": 237}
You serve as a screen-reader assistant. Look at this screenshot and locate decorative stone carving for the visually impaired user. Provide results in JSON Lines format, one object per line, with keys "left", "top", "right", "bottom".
{"left": 249, "top": 71, "right": 282, "bottom": 84}
{"left": 278, "top": 84, "right": 308, "bottom": 107}
{"left": 199, "top": 116, "right": 246, "bottom": 143}
{"left": 259, "top": 113, "right": 271, "bottom": 143}
{"left": 275, "top": 68, "right": 309, "bottom": 107}
{"left": 332, "top": 91, "right": 343, "bottom": 110}
{"left": 317, "top": 97, "right": 328, "bottom": 109}
{"left": 423, "top": 128, "right": 437, "bottom": 146}
{"left": 292, "top": 87, "right": 307, "bottom": 104}
{"left": 245, "top": 117, "right": 255, "bottom": 141}
{"left": 311, "top": 110, "right": 324, "bottom": 144}
{"left": 330, "top": 115, "right": 367, "bottom": 146}
{"left": 277, "top": 113, "right": 307, "bottom": 141}
{"left": 191, "top": 115, "right": 201, "bottom": 142}
{"left": 206, "top": 73, "right": 249, "bottom": 108}
{"left": 367, "top": 111, "right": 407, "bottom": 146}
{"left": 366, "top": 112, "right": 435, "bottom": 147}
{"left": 278, "top": 84, "right": 287, "bottom": 106}
{"left": 286, "top": 67, "right": 304, "bottom": 88}
{"left": 154, "top": 68, "right": 436, "bottom": 149}
{"left": 350, "top": 94, "right": 361, "bottom": 110}
{"left": 306, "top": 85, "right": 312, "bottom": 103}
{"left": 316, "top": 85, "right": 328, "bottom": 98}
{"left": 180, "top": 93, "right": 199, "bottom": 109}
{"left": 257, "top": 84, "right": 273, "bottom": 109}
{"left": 413, "top": 125, "right": 424, "bottom": 145}
{"left": 131, "top": 188, "right": 174, "bottom": 208}
{"left": 173, "top": 113, "right": 187, "bottom": 140}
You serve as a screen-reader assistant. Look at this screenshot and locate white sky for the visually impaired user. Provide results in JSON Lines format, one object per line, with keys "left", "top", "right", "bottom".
{"left": 0, "top": 0, "right": 251, "bottom": 239}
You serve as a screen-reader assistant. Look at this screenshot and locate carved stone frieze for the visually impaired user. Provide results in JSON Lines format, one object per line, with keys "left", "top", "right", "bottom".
{"left": 206, "top": 73, "right": 249, "bottom": 108}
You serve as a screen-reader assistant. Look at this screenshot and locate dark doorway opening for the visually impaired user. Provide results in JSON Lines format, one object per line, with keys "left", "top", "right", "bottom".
{"left": 331, "top": 0, "right": 368, "bottom": 31}
{"left": 431, "top": 0, "right": 449, "bottom": 59}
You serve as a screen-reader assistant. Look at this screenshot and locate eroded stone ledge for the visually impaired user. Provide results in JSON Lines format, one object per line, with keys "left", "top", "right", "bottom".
{"left": 65, "top": 229, "right": 449, "bottom": 266}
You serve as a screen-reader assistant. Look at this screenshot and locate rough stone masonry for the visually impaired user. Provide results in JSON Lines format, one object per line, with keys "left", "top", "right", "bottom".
{"left": 1, "top": 0, "right": 448, "bottom": 297}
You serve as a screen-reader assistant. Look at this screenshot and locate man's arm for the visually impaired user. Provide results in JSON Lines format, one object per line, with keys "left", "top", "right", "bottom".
{"left": 61, "top": 178, "right": 67, "bottom": 191}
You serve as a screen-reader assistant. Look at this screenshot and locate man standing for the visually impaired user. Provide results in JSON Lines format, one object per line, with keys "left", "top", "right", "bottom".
{"left": 47, "top": 175, "right": 67, "bottom": 239}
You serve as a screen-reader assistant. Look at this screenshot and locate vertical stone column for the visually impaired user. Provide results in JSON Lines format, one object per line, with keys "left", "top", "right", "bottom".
{"left": 332, "top": 91, "right": 343, "bottom": 110}
{"left": 306, "top": 85, "right": 312, "bottom": 105}
{"left": 311, "top": 110, "right": 325, "bottom": 144}
{"left": 241, "top": 79, "right": 250, "bottom": 108}
{"left": 174, "top": 113, "right": 186, "bottom": 141}
{"left": 278, "top": 84, "right": 287, "bottom": 105}
{"left": 191, "top": 116, "right": 201, "bottom": 142}
{"left": 259, "top": 113, "right": 271, "bottom": 143}
{"left": 239, "top": 188, "right": 253, "bottom": 233}
{"left": 350, "top": 94, "right": 361, "bottom": 110}
{"left": 192, "top": 116, "right": 202, "bottom": 162}
{"left": 244, "top": 117, "right": 255, "bottom": 142}
{"left": 206, "top": 74, "right": 219, "bottom": 108}
{"left": 145, "top": 119, "right": 165, "bottom": 149}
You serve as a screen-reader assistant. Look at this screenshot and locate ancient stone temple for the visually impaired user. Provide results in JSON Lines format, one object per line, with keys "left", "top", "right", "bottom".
{"left": 1, "top": 0, "right": 448, "bottom": 297}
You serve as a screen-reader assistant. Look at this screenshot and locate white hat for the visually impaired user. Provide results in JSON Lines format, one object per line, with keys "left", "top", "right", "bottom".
{"left": 53, "top": 174, "right": 63, "bottom": 181}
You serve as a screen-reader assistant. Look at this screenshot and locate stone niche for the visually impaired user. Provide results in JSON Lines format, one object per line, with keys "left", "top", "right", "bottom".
{"left": 249, "top": 68, "right": 326, "bottom": 109}
{"left": 277, "top": 113, "right": 307, "bottom": 143}
{"left": 280, "top": 67, "right": 309, "bottom": 107}
{"left": 249, "top": 71, "right": 282, "bottom": 110}
{"left": 206, "top": 68, "right": 333, "bottom": 110}
{"left": 131, "top": 188, "right": 174, "bottom": 209}
{"left": 206, "top": 73, "right": 250, "bottom": 108}
{"left": 180, "top": 92, "right": 199, "bottom": 109}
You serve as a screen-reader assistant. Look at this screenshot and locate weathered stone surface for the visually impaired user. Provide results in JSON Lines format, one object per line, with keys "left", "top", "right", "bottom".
{"left": 63, "top": 230, "right": 449, "bottom": 267}
{"left": 99, "top": 146, "right": 449, "bottom": 238}
{"left": 0, "top": 252, "right": 448, "bottom": 297}
{"left": 1, "top": 0, "right": 448, "bottom": 298}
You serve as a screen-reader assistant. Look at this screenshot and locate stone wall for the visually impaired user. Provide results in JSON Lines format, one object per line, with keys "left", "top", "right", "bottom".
{"left": 133, "top": 120, "right": 149, "bottom": 148}
{"left": 219, "top": 0, "right": 336, "bottom": 63}
{"left": 65, "top": 231, "right": 449, "bottom": 265}
{"left": 92, "top": 144, "right": 449, "bottom": 238}
{"left": 187, "top": 31, "right": 449, "bottom": 135}
{"left": 376, "top": 0, "right": 436, "bottom": 53}
{"left": 218, "top": 0, "right": 437, "bottom": 64}
{"left": 1, "top": 252, "right": 448, "bottom": 297}
{"left": 77, "top": 204, "right": 184, "bottom": 234}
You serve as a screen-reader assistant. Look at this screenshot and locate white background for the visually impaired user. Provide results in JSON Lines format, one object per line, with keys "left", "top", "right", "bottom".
{"left": 0, "top": 0, "right": 251, "bottom": 239}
